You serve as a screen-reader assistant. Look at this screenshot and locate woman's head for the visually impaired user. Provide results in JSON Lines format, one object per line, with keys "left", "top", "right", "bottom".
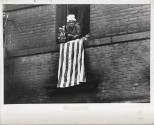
{"left": 67, "top": 14, "right": 76, "bottom": 25}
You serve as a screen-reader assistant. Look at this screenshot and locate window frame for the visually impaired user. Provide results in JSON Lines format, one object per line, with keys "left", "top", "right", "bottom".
{"left": 56, "top": 4, "right": 90, "bottom": 44}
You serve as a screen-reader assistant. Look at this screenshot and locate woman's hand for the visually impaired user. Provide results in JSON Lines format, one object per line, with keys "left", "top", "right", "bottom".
{"left": 67, "top": 34, "right": 74, "bottom": 37}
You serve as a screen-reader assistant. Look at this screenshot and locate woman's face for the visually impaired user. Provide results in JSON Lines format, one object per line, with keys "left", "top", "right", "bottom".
{"left": 67, "top": 20, "right": 75, "bottom": 27}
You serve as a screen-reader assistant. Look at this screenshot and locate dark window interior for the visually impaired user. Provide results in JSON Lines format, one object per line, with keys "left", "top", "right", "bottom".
{"left": 56, "top": 4, "right": 90, "bottom": 43}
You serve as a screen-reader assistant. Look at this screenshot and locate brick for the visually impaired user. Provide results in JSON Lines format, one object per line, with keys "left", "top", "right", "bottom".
{"left": 128, "top": 23, "right": 138, "bottom": 33}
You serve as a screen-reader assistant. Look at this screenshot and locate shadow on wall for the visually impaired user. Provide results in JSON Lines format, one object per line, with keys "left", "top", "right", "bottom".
{"left": 37, "top": 51, "right": 104, "bottom": 103}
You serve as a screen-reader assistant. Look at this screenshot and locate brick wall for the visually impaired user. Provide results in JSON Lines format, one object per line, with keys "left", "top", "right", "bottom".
{"left": 5, "top": 53, "right": 59, "bottom": 103}
{"left": 5, "top": 38, "right": 150, "bottom": 103}
{"left": 86, "top": 39, "right": 150, "bottom": 101}
{"left": 90, "top": 4, "right": 150, "bottom": 38}
{"left": 4, "top": 4, "right": 150, "bottom": 103}
{"left": 5, "top": 5, "right": 56, "bottom": 53}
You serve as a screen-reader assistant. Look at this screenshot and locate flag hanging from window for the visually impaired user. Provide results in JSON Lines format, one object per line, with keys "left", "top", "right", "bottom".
{"left": 57, "top": 39, "right": 86, "bottom": 88}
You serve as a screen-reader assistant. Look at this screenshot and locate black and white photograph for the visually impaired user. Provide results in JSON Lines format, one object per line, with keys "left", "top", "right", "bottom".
{"left": 3, "top": 4, "right": 150, "bottom": 104}
{"left": 1, "top": 1, "right": 154, "bottom": 124}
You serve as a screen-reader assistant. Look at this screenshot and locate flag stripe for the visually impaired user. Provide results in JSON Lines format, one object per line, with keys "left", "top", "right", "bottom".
{"left": 58, "top": 44, "right": 62, "bottom": 80}
{"left": 80, "top": 40, "right": 84, "bottom": 75}
{"left": 81, "top": 47, "right": 86, "bottom": 82}
{"left": 77, "top": 40, "right": 82, "bottom": 84}
{"left": 60, "top": 43, "right": 67, "bottom": 88}
{"left": 69, "top": 42, "right": 75, "bottom": 87}
{"left": 63, "top": 42, "right": 70, "bottom": 87}
{"left": 57, "top": 43, "right": 64, "bottom": 87}
{"left": 65, "top": 42, "right": 72, "bottom": 87}
{"left": 71, "top": 41, "right": 77, "bottom": 86}
{"left": 74, "top": 41, "right": 79, "bottom": 85}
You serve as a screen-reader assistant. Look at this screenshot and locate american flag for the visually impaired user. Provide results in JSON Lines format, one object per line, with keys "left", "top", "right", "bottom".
{"left": 57, "top": 39, "right": 86, "bottom": 88}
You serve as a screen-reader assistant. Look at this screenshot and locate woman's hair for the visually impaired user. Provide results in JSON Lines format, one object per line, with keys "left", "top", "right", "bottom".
{"left": 67, "top": 14, "right": 76, "bottom": 22}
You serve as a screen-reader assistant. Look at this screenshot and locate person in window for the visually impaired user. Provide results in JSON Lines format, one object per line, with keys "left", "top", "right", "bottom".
{"left": 65, "top": 14, "right": 81, "bottom": 41}
{"left": 58, "top": 14, "right": 81, "bottom": 43}
{"left": 57, "top": 14, "right": 87, "bottom": 88}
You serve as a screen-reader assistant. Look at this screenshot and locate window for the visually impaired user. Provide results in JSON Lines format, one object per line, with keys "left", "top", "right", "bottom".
{"left": 56, "top": 4, "right": 90, "bottom": 43}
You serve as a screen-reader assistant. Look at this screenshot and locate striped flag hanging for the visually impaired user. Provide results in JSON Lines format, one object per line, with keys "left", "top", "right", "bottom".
{"left": 57, "top": 39, "right": 86, "bottom": 88}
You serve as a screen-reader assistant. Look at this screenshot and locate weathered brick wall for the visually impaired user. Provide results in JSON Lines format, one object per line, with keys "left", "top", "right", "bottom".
{"left": 5, "top": 53, "right": 59, "bottom": 103}
{"left": 5, "top": 37, "right": 150, "bottom": 103}
{"left": 90, "top": 4, "right": 150, "bottom": 38}
{"left": 5, "top": 5, "right": 56, "bottom": 52}
{"left": 4, "top": 4, "right": 150, "bottom": 103}
{"left": 86, "top": 39, "right": 150, "bottom": 101}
